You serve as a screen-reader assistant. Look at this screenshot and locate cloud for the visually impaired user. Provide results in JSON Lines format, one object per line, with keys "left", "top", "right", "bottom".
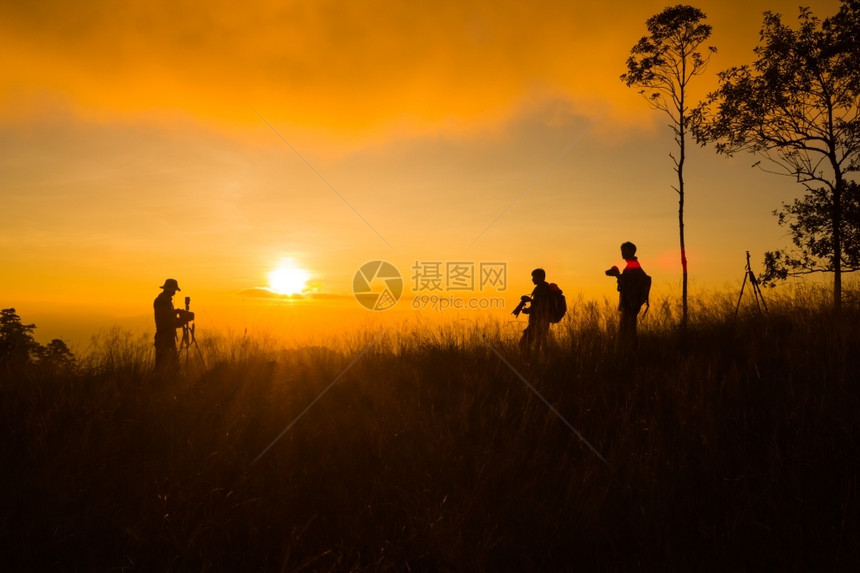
{"left": 1, "top": 0, "right": 840, "bottom": 142}
{"left": 0, "top": 1, "right": 657, "bottom": 134}
{"left": 235, "top": 287, "right": 306, "bottom": 299}
{"left": 236, "top": 287, "right": 349, "bottom": 301}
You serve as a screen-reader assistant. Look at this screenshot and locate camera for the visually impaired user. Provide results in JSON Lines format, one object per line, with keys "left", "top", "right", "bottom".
{"left": 605, "top": 266, "right": 620, "bottom": 277}
{"left": 512, "top": 295, "right": 531, "bottom": 318}
{"left": 177, "top": 296, "right": 194, "bottom": 324}
{"left": 176, "top": 308, "right": 194, "bottom": 321}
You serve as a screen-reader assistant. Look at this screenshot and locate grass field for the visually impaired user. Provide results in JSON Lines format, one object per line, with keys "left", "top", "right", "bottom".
{"left": 1, "top": 288, "right": 858, "bottom": 571}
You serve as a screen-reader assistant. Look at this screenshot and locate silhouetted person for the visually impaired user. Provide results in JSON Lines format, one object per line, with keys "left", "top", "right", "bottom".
{"left": 606, "top": 242, "right": 650, "bottom": 345}
{"left": 154, "top": 278, "right": 194, "bottom": 375}
{"left": 517, "top": 268, "right": 552, "bottom": 354}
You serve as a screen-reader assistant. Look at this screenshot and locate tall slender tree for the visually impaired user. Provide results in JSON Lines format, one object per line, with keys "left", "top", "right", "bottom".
{"left": 622, "top": 5, "right": 716, "bottom": 328}
{"left": 694, "top": 0, "right": 860, "bottom": 311}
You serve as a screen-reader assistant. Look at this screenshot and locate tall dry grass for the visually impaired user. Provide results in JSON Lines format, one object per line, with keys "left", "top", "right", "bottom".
{"left": 1, "top": 288, "right": 858, "bottom": 571}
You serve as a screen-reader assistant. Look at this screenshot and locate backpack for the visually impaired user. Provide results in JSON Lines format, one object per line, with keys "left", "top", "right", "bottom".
{"left": 547, "top": 283, "right": 567, "bottom": 323}
{"left": 623, "top": 270, "right": 652, "bottom": 314}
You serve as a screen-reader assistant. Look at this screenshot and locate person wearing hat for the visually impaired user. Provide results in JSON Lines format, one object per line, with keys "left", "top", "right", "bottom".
{"left": 154, "top": 278, "right": 194, "bottom": 374}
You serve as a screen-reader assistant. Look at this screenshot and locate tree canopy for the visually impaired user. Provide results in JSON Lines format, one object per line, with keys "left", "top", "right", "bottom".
{"left": 693, "top": 0, "right": 860, "bottom": 308}
{"left": 1, "top": 308, "right": 76, "bottom": 375}
{"left": 621, "top": 4, "right": 716, "bottom": 119}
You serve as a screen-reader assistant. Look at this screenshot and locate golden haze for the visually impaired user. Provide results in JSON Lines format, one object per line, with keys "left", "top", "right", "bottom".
{"left": 0, "top": 0, "right": 843, "bottom": 348}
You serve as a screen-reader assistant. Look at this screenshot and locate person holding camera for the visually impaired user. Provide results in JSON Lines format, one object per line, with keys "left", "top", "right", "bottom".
{"left": 605, "top": 242, "right": 650, "bottom": 344}
{"left": 153, "top": 278, "right": 194, "bottom": 374}
{"left": 517, "top": 268, "right": 552, "bottom": 354}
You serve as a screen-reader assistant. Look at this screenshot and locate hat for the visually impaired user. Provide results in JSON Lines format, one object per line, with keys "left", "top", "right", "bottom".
{"left": 159, "top": 278, "right": 181, "bottom": 291}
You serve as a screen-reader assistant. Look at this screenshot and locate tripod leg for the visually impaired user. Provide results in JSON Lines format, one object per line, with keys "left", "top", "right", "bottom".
{"left": 751, "top": 277, "right": 768, "bottom": 314}
{"left": 734, "top": 272, "right": 749, "bottom": 319}
{"left": 187, "top": 323, "right": 206, "bottom": 368}
{"left": 748, "top": 272, "right": 762, "bottom": 314}
{"left": 180, "top": 324, "right": 191, "bottom": 366}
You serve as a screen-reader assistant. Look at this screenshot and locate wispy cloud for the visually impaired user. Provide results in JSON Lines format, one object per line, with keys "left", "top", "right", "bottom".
{"left": 0, "top": 1, "right": 674, "bottom": 135}
{"left": 236, "top": 287, "right": 349, "bottom": 300}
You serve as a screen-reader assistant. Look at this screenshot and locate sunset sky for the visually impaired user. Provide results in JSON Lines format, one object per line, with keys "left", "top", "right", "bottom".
{"left": 1, "top": 0, "right": 843, "bottom": 347}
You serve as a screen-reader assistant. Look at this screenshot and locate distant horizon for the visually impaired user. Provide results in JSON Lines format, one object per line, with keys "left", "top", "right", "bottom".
{"left": 10, "top": 274, "right": 846, "bottom": 353}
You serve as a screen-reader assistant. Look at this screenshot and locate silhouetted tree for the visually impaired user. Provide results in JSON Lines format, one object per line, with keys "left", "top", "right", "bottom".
{"left": 622, "top": 4, "right": 716, "bottom": 328}
{"left": 36, "top": 338, "right": 77, "bottom": 373}
{"left": 0, "top": 308, "right": 41, "bottom": 371}
{"left": 0, "top": 308, "right": 77, "bottom": 376}
{"left": 694, "top": 0, "right": 860, "bottom": 311}
{"left": 763, "top": 181, "right": 860, "bottom": 285}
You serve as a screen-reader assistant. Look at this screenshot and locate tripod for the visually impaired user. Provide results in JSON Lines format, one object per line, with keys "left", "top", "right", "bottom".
{"left": 179, "top": 297, "right": 205, "bottom": 367}
{"left": 734, "top": 251, "right": 768, "bottom": 319}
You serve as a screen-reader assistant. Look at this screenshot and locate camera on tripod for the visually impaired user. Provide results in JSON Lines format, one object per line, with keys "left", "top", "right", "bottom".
{"left": 176, "top": 296, "right": 195, "bottom": 324}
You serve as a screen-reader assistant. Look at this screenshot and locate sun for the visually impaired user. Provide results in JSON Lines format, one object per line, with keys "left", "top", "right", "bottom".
{"left": 268, "top": 261, "right": 311, "bottom": 296}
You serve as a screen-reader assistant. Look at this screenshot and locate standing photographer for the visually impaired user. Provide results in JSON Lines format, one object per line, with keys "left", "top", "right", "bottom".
{"left": 153, "top": 278, "right": 194, "bottom": 375}
{"left": 517, "top": 268, "right": 552, "bottom": 354}
{"left": 605, "top": 242, "right": 650, "bottom": 345}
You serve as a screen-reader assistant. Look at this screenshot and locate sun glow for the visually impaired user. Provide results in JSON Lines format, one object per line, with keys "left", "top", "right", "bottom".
{"left": 267, "top": 261, "right": 311, "bottom": 295}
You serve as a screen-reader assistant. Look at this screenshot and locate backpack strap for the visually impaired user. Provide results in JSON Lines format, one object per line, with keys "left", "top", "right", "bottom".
{"left": 642, "top": 273, "right": 651, "bottom": 317}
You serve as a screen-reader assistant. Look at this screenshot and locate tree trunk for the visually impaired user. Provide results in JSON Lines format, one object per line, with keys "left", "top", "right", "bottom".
{"left": 830, "top": 125, "right": 843, "bottom": 313}
{"left": 832, "top": 177, "right": 843, "bottom": 313}
{"left": 678, "top": 102, "right": 689, "bottom": 329}
{"left": 679, "top": 173, "right": 688, "bottom": 328}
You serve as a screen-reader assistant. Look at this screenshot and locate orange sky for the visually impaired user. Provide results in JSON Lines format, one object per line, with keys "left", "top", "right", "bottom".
{"left": 0, "top": 0, "right": 844, "bottom": 348}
